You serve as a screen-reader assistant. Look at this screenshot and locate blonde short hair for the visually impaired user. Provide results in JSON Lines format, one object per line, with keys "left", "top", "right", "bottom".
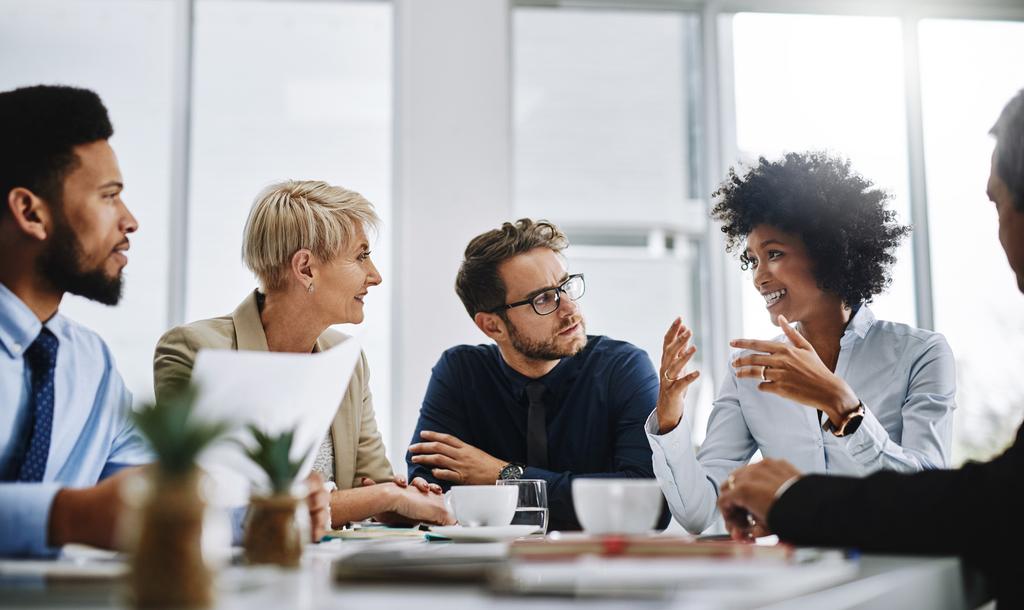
{"left": 242, "top": 180, "right": 380, "bottom": 291}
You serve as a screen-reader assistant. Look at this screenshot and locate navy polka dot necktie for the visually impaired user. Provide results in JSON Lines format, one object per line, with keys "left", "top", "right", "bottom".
{"left": 16, "top": 327, "right": 59, "bottom": 482}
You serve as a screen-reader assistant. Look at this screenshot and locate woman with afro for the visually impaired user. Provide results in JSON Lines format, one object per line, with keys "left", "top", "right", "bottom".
{"left": 646, "top": 152, "right": 956, "bottom": 535}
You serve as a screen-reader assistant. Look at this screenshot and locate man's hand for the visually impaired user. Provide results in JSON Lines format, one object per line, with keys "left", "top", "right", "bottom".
{"left": 375, "top": 483, "right": 454, "bottom": 526}
{"left": 717, "top": 459, "right": 802, "bottom": 542}
{"left": 655, "top": 317, "right": 701, "bottom": 434}
{"left": 49, "top": 466, "right": 142, "bottom": 550}
{"left": 730, "top": 314, "right": 860, "bottom": 425}
{"left": 408, "top": 431, "right": 506, "bottom": 485}
{"left": 304, "top": 472, "right": 330, "bottom": 541}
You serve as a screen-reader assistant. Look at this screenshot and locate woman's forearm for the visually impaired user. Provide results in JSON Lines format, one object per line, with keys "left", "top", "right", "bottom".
{"left": 328, "top": 485, "right": 396, "bottom": 527}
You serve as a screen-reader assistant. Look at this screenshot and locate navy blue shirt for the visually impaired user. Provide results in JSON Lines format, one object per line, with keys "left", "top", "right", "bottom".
{"left": 407, "top": 335, "right": 667, "bottom": 531}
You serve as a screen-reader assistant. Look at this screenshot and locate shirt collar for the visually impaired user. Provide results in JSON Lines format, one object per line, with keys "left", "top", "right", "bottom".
{"left": 0, "top": 282, "right": 46, "bottom": 359}
{"left": 498, "top": 338, "right": 587, "bottom": 398}
{"left": 843, "top": 303, "right": 876, "bottom": 341}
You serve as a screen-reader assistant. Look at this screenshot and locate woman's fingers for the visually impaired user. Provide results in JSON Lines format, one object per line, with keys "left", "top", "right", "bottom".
{"left": 665, "top": 369, "right": 700, "bottom": 388}
{"left": 732, "top": 353, "right": 774, "bottom": 369}
{"left": 777, "top": 315, "right": 813, "bottom": 350}
{"left": 664, "top": 344, "right": 698, "bottom": 380}
{"left": 734, "top": 366, "right": 768, "bottom": 380}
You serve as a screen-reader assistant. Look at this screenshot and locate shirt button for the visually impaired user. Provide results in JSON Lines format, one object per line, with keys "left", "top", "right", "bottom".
{"left": 11, "top": 342, "right": 20, "bottom": 354}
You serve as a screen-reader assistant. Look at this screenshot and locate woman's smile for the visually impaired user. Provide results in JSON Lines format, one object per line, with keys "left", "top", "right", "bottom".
{"left": 762, "top": 287, "right": 787, "bottom": 308}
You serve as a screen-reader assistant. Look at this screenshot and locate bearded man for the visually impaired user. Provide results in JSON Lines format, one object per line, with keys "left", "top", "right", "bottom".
{"left": 0, "top": 85, "right": 149, "bottom": 555}
{"left": 406, "top": 219, "right": 667, "bottom": 531}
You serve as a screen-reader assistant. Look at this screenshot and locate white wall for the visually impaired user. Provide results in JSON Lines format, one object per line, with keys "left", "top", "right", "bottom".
{"left": 391, "top": 0, "right": 514, "bottom": 470}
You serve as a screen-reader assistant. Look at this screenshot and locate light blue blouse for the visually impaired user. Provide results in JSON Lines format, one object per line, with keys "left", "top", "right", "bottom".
{"left": 646, "top": 306, "right": 956, "bottom": 534}
{"left": 0, "top": 283, "right": 151, "bottom": 556}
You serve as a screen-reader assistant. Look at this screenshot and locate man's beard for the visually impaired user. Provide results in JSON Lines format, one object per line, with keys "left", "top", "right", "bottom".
{"left": 37, "top": 209, "right": 123, "bottom": 306}
{"left": 506, "top": 316, "right": 587, "bottom": 361}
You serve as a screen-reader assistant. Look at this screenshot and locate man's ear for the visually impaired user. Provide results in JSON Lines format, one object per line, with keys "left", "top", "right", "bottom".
{"left": 6, "top": 187, "right": 51, "bottom": 241}
{"left": 290, "top": 248, "right": 314, "bottom": 290}
{"left": 474, "top": 311, "right": 507, "bottom": 341}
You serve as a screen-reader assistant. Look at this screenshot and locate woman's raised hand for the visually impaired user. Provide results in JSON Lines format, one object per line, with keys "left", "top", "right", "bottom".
{"left": 655, "top": 317, "right": 700, "bottom": 434}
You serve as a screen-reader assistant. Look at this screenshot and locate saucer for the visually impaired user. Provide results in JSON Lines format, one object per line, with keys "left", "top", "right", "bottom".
{"left": 429, "top": 524, "right": 541, "bottom": 542}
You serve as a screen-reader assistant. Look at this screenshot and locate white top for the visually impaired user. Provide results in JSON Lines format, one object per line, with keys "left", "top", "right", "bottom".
{"left": 646, "top": 306, "right": 956, "bottom": 534}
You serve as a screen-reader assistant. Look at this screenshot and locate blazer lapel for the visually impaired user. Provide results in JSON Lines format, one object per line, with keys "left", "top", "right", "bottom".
{"left": 319, "top": 333, "right": 360, "bottom": 488}
{"left": 231, "top": 290, "right": 270, "bottom": 351}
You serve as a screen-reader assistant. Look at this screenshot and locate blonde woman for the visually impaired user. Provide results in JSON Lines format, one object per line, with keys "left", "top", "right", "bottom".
{"left": 154, "top": 180, "right": 452, "bottom": 528}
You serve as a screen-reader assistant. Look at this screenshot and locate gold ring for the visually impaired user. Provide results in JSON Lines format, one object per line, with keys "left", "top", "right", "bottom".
{"left": 663, "top": 370, "right": 676, "bottom": 382}
{"left": 760, "top": 366, "right": 770, "bottom": 383}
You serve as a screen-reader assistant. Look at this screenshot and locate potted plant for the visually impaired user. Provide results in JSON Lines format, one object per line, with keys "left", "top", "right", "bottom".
{"left": 129, "top": 386, "right": 229, "bottom": 609}
{"left": 241, "top": 426, "right": 307, "bottom": 567}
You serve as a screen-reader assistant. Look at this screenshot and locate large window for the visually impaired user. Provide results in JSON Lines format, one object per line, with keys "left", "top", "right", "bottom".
{"left": 730, "top": 12, "right": 917, "bottom": 341}
{"left": 0, "top": 0, "right": 176, "bottom": 402}
{"left": 0, "top": 0, "right": 393, "bottom": 436}
{"left": 188, "top": 0, "right": 394, "bottom": 435}
{"left": 514, "top": 7, "right": 706, "bottom": 415}
{"left": 919, "top": 18, "right": 1024, "bottom": 462}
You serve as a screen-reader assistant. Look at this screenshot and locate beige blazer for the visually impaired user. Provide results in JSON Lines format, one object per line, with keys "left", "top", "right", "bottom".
{"left": 152, "top": 290, "right": 394, "bottom": 490}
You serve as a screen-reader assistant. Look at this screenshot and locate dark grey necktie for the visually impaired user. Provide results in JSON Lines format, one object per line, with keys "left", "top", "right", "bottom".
{"left": 525, "top": 382, "right": 549, "bottom": 469}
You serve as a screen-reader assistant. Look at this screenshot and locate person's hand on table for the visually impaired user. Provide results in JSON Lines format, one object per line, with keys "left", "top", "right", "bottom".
{"left": 408, "top": 431, "right": 506, "bottom": 485}
{"left": 655, "top": 317, "right": 701, "bottom": 434}
{"left": 717, "top": 459, "right": 802, "bottom": 542}
{"left": 48, "top": 465, "right": 143, "bottom": 550}
{"left": 361, "top": 474, "right": 443, "bottom": 495}
{"left": 730, "top": 315, "right": 861, "bottom": 427}
{"left": 373, "top": 482, "right": 454, "bottom": 526}
{"left": 304, "top": 471, "right": 331, "bottom": 541}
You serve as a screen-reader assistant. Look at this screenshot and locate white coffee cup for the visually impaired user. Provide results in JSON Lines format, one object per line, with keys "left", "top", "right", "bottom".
{"left": 571, "top": 479, "right": 663, "bottom": 535}
{"left": 444, "top": 485, "right": 518, "bottom": 527}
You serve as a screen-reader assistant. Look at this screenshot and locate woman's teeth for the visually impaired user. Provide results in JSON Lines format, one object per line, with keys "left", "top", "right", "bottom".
{"left": 763, "top": 288, "right": 787, "bottom": 306}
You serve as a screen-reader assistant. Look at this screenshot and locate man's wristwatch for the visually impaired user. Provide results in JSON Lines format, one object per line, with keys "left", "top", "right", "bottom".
{"left": 824, "top": 401, "right": 866, "bottom": 437}
{"left": 499, "top": 463, "right": 525, "bottom": 480}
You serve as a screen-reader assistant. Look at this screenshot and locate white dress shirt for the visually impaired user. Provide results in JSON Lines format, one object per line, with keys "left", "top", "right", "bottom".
{"left": 646, "top": 306, "right": 956, "bottom": 534}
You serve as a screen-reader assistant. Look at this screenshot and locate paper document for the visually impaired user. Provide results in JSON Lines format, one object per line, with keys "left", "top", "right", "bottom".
{"left": 190, "top": 339, "right": 361, "bottom": 507}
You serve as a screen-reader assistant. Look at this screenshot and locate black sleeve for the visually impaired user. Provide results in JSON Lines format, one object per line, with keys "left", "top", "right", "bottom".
{"left": 405, "top": 352, "right": 470, "bottom": 489}
{"left": 769, "top": 424, "right": 1024, "bottom": 570}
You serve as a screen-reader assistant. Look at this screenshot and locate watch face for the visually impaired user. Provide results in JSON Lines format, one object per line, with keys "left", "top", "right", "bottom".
{"left": 501, "top": 464, "right": 524, "bottom": 480}
{"left": 842, "top": 413, "right": 865, "bottom": 436}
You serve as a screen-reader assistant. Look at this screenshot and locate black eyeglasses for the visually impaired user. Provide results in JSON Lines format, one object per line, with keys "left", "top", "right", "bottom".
{"left": 491, "top": 274, "right": 586, "bottom": 316}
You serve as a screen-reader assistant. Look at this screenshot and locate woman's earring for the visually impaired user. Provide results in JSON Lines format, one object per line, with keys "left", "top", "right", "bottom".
{"left": 307, "top": 283, "right": 315, "bottom": 294}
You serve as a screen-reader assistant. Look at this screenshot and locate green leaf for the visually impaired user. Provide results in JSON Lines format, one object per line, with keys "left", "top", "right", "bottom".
{"left": 242, "top": 425, "right": 307, "bottom": 495}
{"left": 131, "top": 384, "right": 230, "bottom": 477}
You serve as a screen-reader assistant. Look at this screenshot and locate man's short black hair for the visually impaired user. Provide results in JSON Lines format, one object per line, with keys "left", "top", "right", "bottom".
{"left": 991, "top": 88, "right": 1024, "bottom": 211}
{"left": 0, "top": 85, "right": 113, "bottom": 212}
{"left": 711, "top": 151, "right": 911, "bottom": 307}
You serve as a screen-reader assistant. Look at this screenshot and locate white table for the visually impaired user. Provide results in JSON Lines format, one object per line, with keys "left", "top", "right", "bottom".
{"left": 0, "top": 542, "right": 990, "bottom": 609}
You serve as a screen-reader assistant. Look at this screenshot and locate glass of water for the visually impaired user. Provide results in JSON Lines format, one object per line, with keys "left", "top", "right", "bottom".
{"left": 496, "top": 479, "right": 548, "bottom": 534}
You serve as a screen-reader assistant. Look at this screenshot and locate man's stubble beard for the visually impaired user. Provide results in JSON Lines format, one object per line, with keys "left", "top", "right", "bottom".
{"left": 37, "top": 203, "right": 124, "bottom": 306}
{"left": 505, "top": 315, "right": 587, "bottom": 361}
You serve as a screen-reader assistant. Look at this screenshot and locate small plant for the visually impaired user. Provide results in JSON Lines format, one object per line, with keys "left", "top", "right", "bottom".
{"left": 243, "top": 426, "right": 306, "bottom": 495}
{"left": 132, "top": 385, "right": 230, "bottom": 478}
{"left": 129, "top": 384, "right": 228, "bottom": 609}
{"left": 242, "top": 426, "right": 310, "bottom": 567}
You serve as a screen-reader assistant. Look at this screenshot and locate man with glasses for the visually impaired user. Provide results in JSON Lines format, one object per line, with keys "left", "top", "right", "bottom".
{"left": 407, "top": 219, "right": 667, "bottom": 531}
